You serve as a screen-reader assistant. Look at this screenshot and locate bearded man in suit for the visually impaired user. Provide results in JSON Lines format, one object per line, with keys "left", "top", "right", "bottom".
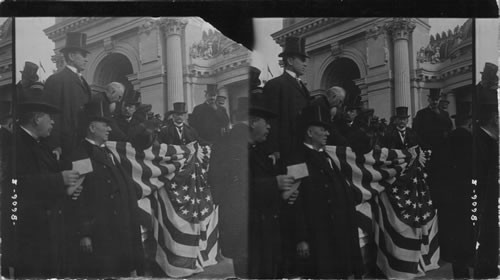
{"left": 158, "top": 102, "right": 198, "bottom": 145}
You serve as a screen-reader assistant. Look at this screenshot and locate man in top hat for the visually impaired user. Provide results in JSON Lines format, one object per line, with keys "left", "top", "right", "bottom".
{"left": 435, "top": 102, "right": 475, "bottom": 278}
{"left": 13, "top": 84, "right": 82, "bottom": 278}
{"left": 16, "top": 62, "right": 40, "bottom": 104}
{"left": 438, "top": 94, "right": 451, "bottom": 116}
{"left": 292, "top": 104, "right": 363, "bottom": 278}
{"left": 115, "top": 90, "right": 146, "bottom": 138}
{"left": 190, "top": 85, "right": 230, "bottom": 144}
{"left": 263, "top": 36, "right": 310, "bottom": 168}
{"left": 473, "top": 71, "right": 499, "bottom": 278}
{"left": 158, "top": 102, "right": 198, "bottom": 145}
{"left": 69, "top": 101, "right": 143, "bottom": 278}
{"left": 381, "top": 107, "right": 418, "bottom": 150}
{"left": 248, "top": 92, "right": 295, "bottom": 278}
{"left": 413, "top": 89, "right": 453, "bottom": 150}
{"left": 44, "top": 32, "right": 92, "bottom": 161}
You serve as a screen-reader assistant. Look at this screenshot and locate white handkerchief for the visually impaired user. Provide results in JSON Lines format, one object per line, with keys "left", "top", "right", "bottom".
{"left": 287, "top": 163, "right": 309, "bottom": 180}
{"left": 72, "top": 158, "right": 93, "bottom": 175}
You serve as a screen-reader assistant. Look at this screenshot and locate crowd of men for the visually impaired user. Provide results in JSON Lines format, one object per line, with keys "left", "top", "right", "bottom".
{"left": 213, "top": 36, "right": 499, "bottom": 279}
{"left": 0, "top": 31, "right": 232, "bottom": 278}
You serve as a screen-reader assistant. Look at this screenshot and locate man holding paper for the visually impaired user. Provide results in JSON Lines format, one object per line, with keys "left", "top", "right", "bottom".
{"left": 69, "top": 101, "right": 143, "bottom": 278}
{"left": 293, "top": 105, "right": 363, "bottom": 278}
{"left": 14, "top": 92, "right": 82, "bottom": 278}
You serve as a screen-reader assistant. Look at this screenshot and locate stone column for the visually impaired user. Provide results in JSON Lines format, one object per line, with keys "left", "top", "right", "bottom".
{"left": 386, "top": 18, "right": 415, "bottom": 111}
{"left": 161, "top": 18, "right": 187, "bottom": 110}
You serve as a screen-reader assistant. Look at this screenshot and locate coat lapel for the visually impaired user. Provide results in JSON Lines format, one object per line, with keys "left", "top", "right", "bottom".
{"left": 83, "top": 141, "right": 115, "bottom": 168}
{"left": 64, "top": 67, "right": 91, "bottom": 95}
{"left": 283, "top": 72, "right": 309, "bottom": 99}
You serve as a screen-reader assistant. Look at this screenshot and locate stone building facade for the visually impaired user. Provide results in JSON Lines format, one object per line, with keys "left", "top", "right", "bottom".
{"left": 0, "top": 18, "right": 13, "bottom": 104}
{"left": 272, "top": 18, "right": 472, "bottom": 122}
{"left": 44, "top": 17, "right": 251, "bottom": 120}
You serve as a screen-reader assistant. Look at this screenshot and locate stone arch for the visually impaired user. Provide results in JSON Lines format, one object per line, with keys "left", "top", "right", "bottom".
{"left": 319, "top": 56, "right": 362, "bottom": 104}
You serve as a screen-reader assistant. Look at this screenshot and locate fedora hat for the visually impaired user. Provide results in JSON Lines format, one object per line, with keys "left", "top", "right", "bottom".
{"left": 394, "top": 106, "right": 410, "bottom": 118}
{"left": 170, "top": 102, "right": 187, "bottom": 114}
{"left": 60, "top": 32, "right": 90, "bottom": 54}
{"left": 278, "top": 37, "right": 309, "bottom": 58}
{"left": 249, "top": 91, "right": 277, "bottom": 120}
{"left": 301, "top": 104, "right": 330, "bottom": 129}
{"left": 20, "top": 61, "right": 39, "bottom": 82}
{"left": 18, "top": 82, "right": 60, "bottom": 115}
{"left": 83, "top": 101, "right": 112, "bottom": 124}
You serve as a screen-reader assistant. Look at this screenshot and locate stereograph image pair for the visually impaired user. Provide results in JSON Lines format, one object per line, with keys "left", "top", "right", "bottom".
{"left": 0, "top": 17, "right": 498, "bottom": 279}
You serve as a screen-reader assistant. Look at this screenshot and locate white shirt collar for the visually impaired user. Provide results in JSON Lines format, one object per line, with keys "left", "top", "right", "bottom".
{"left": 304, "top": 142, "right": 324, "bottom": 152}
{"left": 85, "top": 138, "right": 106, "bottom": 148}
{"left": 20, "top": 126, "right": 39, "bottom": 141}
{"left": 66, "top": 65, "right": 81, "bottom": 76}
{"left": 286, "top": 69, "right": 300, "bottom": 80}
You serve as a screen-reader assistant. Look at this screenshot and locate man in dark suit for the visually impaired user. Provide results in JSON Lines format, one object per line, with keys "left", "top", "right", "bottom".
{"left": 190, "top": 85, "right": 229, "bottom": 144}
{"left": 158, "top": 102, "right": 198, "bottom": 145}
{"left": 248, "top": 93, "right": 295, "bottom": 278}
{"left": 14, "top": 93, "right": 81, "bottom": 278}
{"left": 70, "top": 101, "right": 143, "bottom": 278}
{"left": 381, "top": 107, "right": 418, "bottom": 149}
{"left": 293, "top": 105, "right": 363, "bottom": 278}
{"left": 44, "top": 32, "right": 92, "bottom": 161}
{"left": 263, "top": 36, "right": 310, "bottom": 168}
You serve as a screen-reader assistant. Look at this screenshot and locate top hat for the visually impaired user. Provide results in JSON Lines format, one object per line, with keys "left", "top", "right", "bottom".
{"left": 20, "top": 61, "right": 39, "bottom": 82}
{"left": 345, "top": 95, "right": 362, "bottom": 111}
{"left": 301, "top": 104, "right": 330, "bottom": 128}
{"left": 0, "top": 101, "right": 12, "bottom": 121}
{"left": 123, "top": 90, "right": 141, "bottom": 106}
{"left": 428, "top": 89, "right": 442, "bottom": 100}
{"left": 171, "top": 102, "right": 187, "bottom": 114}
{"left": 481, "top": 62, "right": 498, "bottom": 78}
{"left": 60, "top": 32, "right": 90, "bottom": 54}
{"left": 205, "top": 84, "right": 218, "bottom": 97}
{"left": 249, "top": 91, "right": 277, "bottom": 120}
{"left": 83, "top": 101, "right": 112, "bottom": 124}
{"left": 394, "top": 106, "right": 410, "bottom": 118}
{"left": 250, "top": 66, "right": 262, "bottom": 89}
{"left": 278, "top": 37, "right": 309, "bottom": 58}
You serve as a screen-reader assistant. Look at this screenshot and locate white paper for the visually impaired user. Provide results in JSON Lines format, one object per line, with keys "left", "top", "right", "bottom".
{"left": 72, "top": 158, "right": 93, "bottom": 175}
{"left": 282, "top": 181, "right": 301, "bottom": 200}
{"left": 287, "top": 163, "right": 309, "bottom": 180}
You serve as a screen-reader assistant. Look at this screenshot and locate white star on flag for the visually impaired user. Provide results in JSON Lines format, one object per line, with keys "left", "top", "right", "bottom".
{"left": 420, "top": 191, "right": 426, "bottom": 195}
{"left": 196, "top": 199, "right": 201, "bottom": 203}
{"left": 193, "top": 212, "right": 198, "bottom": 218}
{"left": 171, "top": 182, "right": 177, "bottom": 189}
{"left": 427, "top": 200, "right": 433, "bottom": 206}
{"left": 191, "top": 173, "right": 196, "bottom": 180}
{"left": 413, "top": 178, "right": 418, "bottom": 184}
{"left": 405, "top": 200, "right": 411, "bottom": 205}
{"left": 184, "top": 195, "right": 191, "bottom": 201}
{"left": 206, "top": 195, "right": 211, "bottom": 201}
{"left": 182, "top": 209, "right": 189, "bottom": 215}
{"left": 415, "top": 216, "right": 420, "bottom": 222}
{"left": 393, "top": 187, "right": 398, "bottom": 193}
{"left": 404, "top": 190, "right": 410, "bottom": 195}
{"left": 201, "top": 208, "right": 208, "bottom": 215}
{"left": 199, "top": 187, "right": 204, "bottom": 191}
{"left": 412, "top": 203, "right": 417, "bottom": 208}
{"left": 418, "top": 203, "right": 422, "bottom": 208}
{"left": 404, "top": 214, "right": 410, "bottom": 219}
{"left": 183, "top": 186, "right": 188, "bottom": 191}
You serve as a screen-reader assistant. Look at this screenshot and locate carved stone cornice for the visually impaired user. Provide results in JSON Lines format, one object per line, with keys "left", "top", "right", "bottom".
{"left": 385, "top": 18, "right": 416, "bottom": 41}
{"left": 272, "top": 18, "right": 349, "bottom": 46}
{"left": 365, "top": 24, "right": 385, "bottom": 40}
{"left": 138, "top": 18, "right": 159, "bottom": 36}
{"left": 44, "top": 17, "right": 104, "bottom": 41}
{"left": 160, "top": 18, "right": 188, "bottom": 36}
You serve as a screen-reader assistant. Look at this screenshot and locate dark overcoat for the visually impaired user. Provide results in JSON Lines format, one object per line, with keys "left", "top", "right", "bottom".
{"left": 208, "top": 123, "right": 248, "bottom": 259}
{"left": 248, "top": 142, "right": 284, "bottom": 278}
{"left": 438, "top": 127, "right": 474, "bottom": 264}
{"left": 380, "top": 127, "right": 419, "bottom": 149}
{"left": 294, "top": 145, "right": 363, "bottom": 278}
{"left": 71, "top": 140, "right": 143, "bottom": 278}
{"left": 474, "top": 128, "right": 499, "bottom": 278}
{"left": 14, "top": 127, "right": 68, "bottom": 278}
{"left": 44, "top": 67, "right": 91, "bottom": 160}
{"left": 190, "top": 103, "right": 228, "bottom": 144}
{"left": 263, "top": 72, "right": 310, "bottom": 167}
{"left": 158, "top": 122, "right": 199, "bottom": 145}
{"left": 412, "top": 107, "right": 452, "bottom": 150}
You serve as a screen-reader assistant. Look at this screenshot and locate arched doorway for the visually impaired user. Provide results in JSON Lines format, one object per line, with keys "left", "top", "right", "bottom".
{"left": 321, "top": 57, "right": 361, "bottom": 105}
{"left": 94, "top": 53, "right": 134, "bottom": 97}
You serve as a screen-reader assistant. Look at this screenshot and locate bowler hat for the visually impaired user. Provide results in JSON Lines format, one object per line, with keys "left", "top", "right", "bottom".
{"left": 394, "top": 106, "right": 410, "bottom": 118}
{"left": 278, "top": 37, "right": 309, "bottom": 58}
{"left": 60, "top": 32, "right": 90, "bottom": 54}
{"left": 171, "top": 102, "right": 187, "bottom": 114}
{"left": 249, "top": 91, "right": 276, "bottom": 120}
{"left": 83, "top": 101, "right": 112, "bottom": 124}
{"left": 301, "top": 105, "right": 330, "bottom": 128}
{"left": 20, "top": 61, "right": 39, "bottom": 82}
{"left": 17, "top": 82, "right": 60, "bottom": 115}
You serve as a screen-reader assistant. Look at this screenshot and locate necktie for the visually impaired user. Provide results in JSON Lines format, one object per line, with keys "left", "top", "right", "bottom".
{"left": 101, "top": 147, "right": 116, "bottom": 165}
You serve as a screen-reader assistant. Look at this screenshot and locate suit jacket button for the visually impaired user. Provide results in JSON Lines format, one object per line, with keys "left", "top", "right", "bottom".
{"left": 110, "top": 194, "right": 114, "bottom": 199}
{"left": 107, "top": 179, "right": 111, "bottom": 184}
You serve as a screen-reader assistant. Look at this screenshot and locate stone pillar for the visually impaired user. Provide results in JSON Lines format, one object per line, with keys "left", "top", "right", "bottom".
{"left": 386, "top": 18, "right": 415, "bottom": 112}
{"left": 161, "top": 18, "right": 187, "bottom": 110}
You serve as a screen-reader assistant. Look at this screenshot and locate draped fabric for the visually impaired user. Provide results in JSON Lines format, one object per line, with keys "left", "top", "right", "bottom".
{"left": 106, "top": 141, "right": 219, "bottom": 278}
{"left": 325, "top": 145, "right": 440, "bottom": 278}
